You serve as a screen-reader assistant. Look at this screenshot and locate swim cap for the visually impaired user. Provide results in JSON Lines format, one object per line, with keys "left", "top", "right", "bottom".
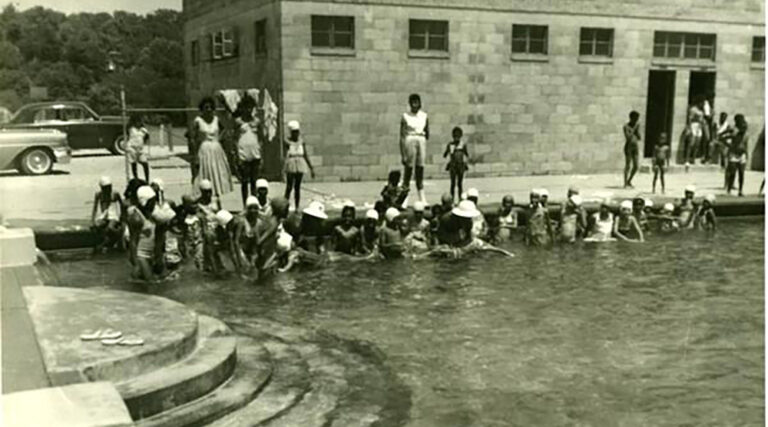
{"left": 413, "top": 201, "right": 426, "bottom": 212}
{"left": 644, "top": 199, "right": 654, "bottom": 208}
{"left": 530, "top": 189, "right": 541, "bottom": 196}
{"left": 99, "top": 176, "right": 111, "bottom": 187}
{"left": 343, "top": 199, "right": 356, "bottom": 209}
{"left": 256, "top": 179, "right": 269, "bottom": 189}
{"left": 663, "top": 203, "right": 674, "bottom": 212}
{"left": 620, "top": 200, "right": 633, "bottom": 211}
{"left": 467, "top": 188, "right": 479, "bottom": 198}
{"left": 704, "top": 194, "right": 716, "bottom": 203}
{"left": 366, "top": 209, "right": 379, "bottom": 220}
{"left": 385, "top": 207, "right": 400, "bottom": 222}
{"left": 570, "top": 195, "right": 583, "bottom": 206}
{"left": 245, "top": 196, "right": 259, "bottom": 207}
{"left": 136, "top": 186, "right": 156, "bottom": 207}
{"left": 199, "top": 179, "right": 213, "bottom": 190}
{"left": 684, "top": 185, "right": 696, "bottom": 193}
{"left": 287, "top": 120, "right": 300, "bottom": 131}
{"left": 540, "top": 188, "right": 550, "bottom": 197}
{"left": 215, "top": 210, "right": 234, "bottom": 226}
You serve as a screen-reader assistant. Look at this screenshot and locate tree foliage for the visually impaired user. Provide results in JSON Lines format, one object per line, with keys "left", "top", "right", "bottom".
{"left": 0, "top": 5, "right": 184, "bottom": 114}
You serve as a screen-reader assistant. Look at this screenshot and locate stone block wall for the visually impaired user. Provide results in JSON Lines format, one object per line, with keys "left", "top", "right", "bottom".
{"left": 183, "top": 0, "right": 764, "bottom": 182}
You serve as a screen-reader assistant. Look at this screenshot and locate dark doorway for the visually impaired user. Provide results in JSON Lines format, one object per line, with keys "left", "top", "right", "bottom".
{"left": 644, "top": 70, "right": 676, "bottom": 158}
{"left": 688, "top": 71, "right": 716, "bottom": 110}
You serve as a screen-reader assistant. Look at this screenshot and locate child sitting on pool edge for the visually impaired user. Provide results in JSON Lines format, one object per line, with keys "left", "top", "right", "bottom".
{"left": 380, "top": 170, "right": 409, "bottom": 211}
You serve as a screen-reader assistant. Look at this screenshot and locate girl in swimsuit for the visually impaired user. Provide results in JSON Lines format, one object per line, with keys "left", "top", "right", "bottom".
{"left": 332, "top": 201, "right": 362, "bottom": 255}
{"left": 558, "top": 195, "right": 585, "bottom": 243}
{"left": 678, "top": 185, "right": 697, "bottom": 229}
{"left": 586, "top": 201, "right": 616, "bottom": 242}
{"left": 360, "top": 209, "right": 380, "bottom": 255}
{"left": 695, "top": 194, "right": 717, "bottom": 232}
{"left": 613, "top": 200, "right": 644, "bottom": 243}
{"left": 524, "top": 190, "right": 553, "bottom": 246}
{"left": 127, "top": 186, "right": 160, "bottom": 283}
{"left": 235, "top": 197, "right": 261, "bottom": 275}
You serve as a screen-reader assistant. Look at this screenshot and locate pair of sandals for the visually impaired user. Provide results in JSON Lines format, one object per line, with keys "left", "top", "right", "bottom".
{"left": 80, "top": 329, "right": 145, "bottom": 346}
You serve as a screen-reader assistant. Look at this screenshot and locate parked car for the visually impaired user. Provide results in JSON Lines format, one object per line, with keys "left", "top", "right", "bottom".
{"left": 0, "top": 128, "right": 71, "bottom": 175}
{"left": 3, "top": 102, "right": 127, "bottom": 155}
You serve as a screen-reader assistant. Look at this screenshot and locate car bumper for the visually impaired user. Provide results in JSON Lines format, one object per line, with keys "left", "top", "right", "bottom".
{"left": 53, "top": 146, "right": 71, "bottom": 164}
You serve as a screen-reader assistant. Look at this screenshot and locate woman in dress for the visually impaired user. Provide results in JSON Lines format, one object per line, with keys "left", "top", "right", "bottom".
{"left": 400, "top": 93, "right": 429, "bottom": 205}
{"left": 191, "top": 96, "right": 233, "bottom": 198}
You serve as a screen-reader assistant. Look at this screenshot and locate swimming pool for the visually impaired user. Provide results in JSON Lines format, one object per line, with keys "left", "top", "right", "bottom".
{"left": 51, "top": 218, "right": 764, "bottom": 426}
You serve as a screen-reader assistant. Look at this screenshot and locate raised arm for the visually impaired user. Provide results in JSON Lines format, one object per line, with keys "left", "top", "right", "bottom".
{"left": 90, "top": 193, "right": 99, "bottom": 224}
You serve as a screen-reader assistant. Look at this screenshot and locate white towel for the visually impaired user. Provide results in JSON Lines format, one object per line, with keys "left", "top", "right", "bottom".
{"left": 262, "top": 89, "right": 279, "bottom": 141}
{"left": 219, "top": 89, "right": 242, "bottom": 113}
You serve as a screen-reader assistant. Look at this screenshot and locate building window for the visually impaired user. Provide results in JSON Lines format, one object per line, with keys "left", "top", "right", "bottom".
{"left": 512, "top": 25, "right": 548, "bottom": 55}
{"left": 190, "top": 40, "right": 199, "bottom": 65}
{"left": 409, "top": 19, "right": 449, "bottom": 51}
{"left": 579, "top": 28, "right": 613, "bottom": 57}
{"left": 653, "top": 31, "right": 716, "bottom": 60}
{"left": 212, "top": 28, "right": 237, "bottom": 59}
{"left": 254, "top": 20, "right": 267, "bottom": 56}
{"left": 311, "top": 16, "right": 354, "bottom": 49}
{"left": 752, "top": 36, "right": 765, "bottom": 62}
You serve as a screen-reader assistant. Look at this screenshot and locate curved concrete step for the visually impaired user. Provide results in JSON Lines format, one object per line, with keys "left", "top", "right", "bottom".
{"left": 207, "top": 340, "right": 312, "bottom": 427}
{"left": 136, "top": 336, "right": 272, "bottom": 427}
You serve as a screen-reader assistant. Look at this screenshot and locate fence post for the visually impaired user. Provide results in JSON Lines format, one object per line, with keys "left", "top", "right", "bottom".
{"left": 166, "top": 123, "right": 173, "bottom": 152}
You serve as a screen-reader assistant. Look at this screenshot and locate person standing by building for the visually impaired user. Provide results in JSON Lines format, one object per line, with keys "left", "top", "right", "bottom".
{"left": 400, "top": 94, "right": 429, "bottom": 205}
{"left": 725, "top": 114, "right": 749, "bottom": 196}
{"left": 235, "top": 101, "right": 263, "bottom": 207}
{"left": 444, "top": 126, "right": 469, "bottom": 202}
{"left": 191, "top": 96, "right": 233, "bottom": 198}
{"left": 283, "top": 120, "right": 315, "bottom": 211}
{"left": 652, "top": 132, "right": 670, "bottom": 194}
{"left": 622, "top": 111, "right": 641, "bottom": 188}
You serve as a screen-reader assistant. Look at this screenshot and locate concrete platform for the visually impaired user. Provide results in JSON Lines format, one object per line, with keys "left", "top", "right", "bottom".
{"left": 2, "top": 382, "right": 133, "bottom": 427}
{"left": 23, "top": 286, "right": 200, "bottom": 386}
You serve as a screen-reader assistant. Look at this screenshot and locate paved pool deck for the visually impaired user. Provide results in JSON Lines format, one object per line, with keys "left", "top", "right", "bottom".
{"left": 0, "top": 145, "right": 763, "bottom": 226}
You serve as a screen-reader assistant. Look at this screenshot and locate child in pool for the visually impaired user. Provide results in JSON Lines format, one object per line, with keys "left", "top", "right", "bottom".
{"left": 695, "top": 194, "right": 717, "bottom": 232}
{"left": 678, "top": 185, "right": 697, "bottom": 229}
{"left": 379, "top": 208, "right": 405, "bottom": 259}
{"left": 613, "top": 200, "right": 644, "bottom": 243}
{"left": 180, "top": 195, "right": 204, "bottom": 270}
{"left": 380, "top": 170, "right": 409, "bottom": 210}
{"left": 652, "top": 132, "right": 670, "bottom": 194}
{"left": 360, "top": 209, "right": 380, "bottom": 255}
{"left": 408, "top": 201, "right": 431, "bottom": 248}
{"left": 332, "top": 201, "right": 362, "bottom": 255}
{"left": 657, "top": 203, "right": 680, "bottom": 233}
{"left": 524, "top": 189, "right": 554, "bottom": 246}
{"left": 492, "top": 195, "right": 520, "bottom": 243}
{"left": 586, "top": 201, "right": 616, "bottom": 242}
{"left": 558, "top": 195, "right": 585, "bottom": 243}
{"left": 443, "top": 126, "right": 469, "bottom": 201}
{"left": 632, "top": 197, "right": 650, "bottom": 231}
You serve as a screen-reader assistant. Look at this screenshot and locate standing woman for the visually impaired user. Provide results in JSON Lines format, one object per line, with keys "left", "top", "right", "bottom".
{"left": 400, "top": 93, "right": 429, "bottom": 205}
{"left": 725, "top": 114, "right": 749, "bottom": 196}
{"left": 283, "top": 120, "right": 315, "bottom": 210}
{"left": 235, "top": 99, "right": 263, "bottom": 207}
{"left": 191, "top": 96, "right": 233, "bottom": 198}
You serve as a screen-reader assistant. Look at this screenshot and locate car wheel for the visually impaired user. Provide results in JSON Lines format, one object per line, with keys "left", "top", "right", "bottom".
{"left": 19, "top": 148, "right": 53, "bottom": 175}
{"left": 110, "top": 135, "right": 127, "bottom": 155}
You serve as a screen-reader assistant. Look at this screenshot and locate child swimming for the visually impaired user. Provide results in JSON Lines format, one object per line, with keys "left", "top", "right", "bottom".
{"left": 492, "top": 195, "right": 519, "bottom": 243}
{"left": 332, "top": 201, "right": 362, "bottom": 255}
{"left": 360, "top": 209, "right": 380, "bottom": 254}
{"left": 558, "top": 195, "right": 585, "bottom": 243}
{"left": 585, "top": 201, "right": 616, "bottom": 242}
{"left": 379, "top": 208, "right": 405, "bottom": 259}
{"left": 695, "top": 194, "right": 717, "bottom": 232}
{"left": 613, "top": 200, "right": 644, "bottom": 243}
{"left": 524, "top": 189, "right": 553, "bottom": 246}
{"left": 657, "top": 203, "right": 680, "bottom": 233}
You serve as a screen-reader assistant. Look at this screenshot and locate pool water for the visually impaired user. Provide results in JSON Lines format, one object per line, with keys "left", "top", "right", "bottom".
{"left": 51, "top": 218, "right": 765, "bottom": 426}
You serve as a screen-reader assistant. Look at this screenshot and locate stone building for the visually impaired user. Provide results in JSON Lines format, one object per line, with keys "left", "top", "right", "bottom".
{"left": 183, "top": 0, "right": 765, "bottom": 181}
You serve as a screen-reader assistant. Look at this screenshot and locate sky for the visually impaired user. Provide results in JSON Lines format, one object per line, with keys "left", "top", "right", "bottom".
{"left": 4, "top": 0, "right": 182, "bottom": 15}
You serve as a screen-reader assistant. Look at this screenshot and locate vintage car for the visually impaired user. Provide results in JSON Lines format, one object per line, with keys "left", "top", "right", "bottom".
{"left": 0, "top": 128, "right": 71, "bottom": 175}
{"left": 3, "top": 102, "right": 126, "bottom": 155}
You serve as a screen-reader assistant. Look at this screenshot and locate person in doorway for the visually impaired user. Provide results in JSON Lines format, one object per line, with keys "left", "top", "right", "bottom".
{"left": 91, "top": 176, "right": 124, "bottom": 254}
{"left": 725, "top": 114, "right": 749, "bottom": 197}
{"left": 685, "top": 98, "right": 706, "bottom": 168}
{"left": 283, "top": 120, "right": 315, "bottom": 210}
{"left": 126, "top": 114, "right": 150, "bottom": 182}
{"left": 444, "top": 126, "right": 469, "bottom": 201}
{"left": 192, "top": 96, "right": 233, "bottom": 198}
{"left": 623, "top": 111, "right": 641, "bottom": 188}
{"left": 235, "top": 100, "right": 263, "bottom": 207}
{"left": 399, "top": 93, "right": 430, "bottom": 205}
{"left": 652, "top": 132, "right": 670, "bottom": 194}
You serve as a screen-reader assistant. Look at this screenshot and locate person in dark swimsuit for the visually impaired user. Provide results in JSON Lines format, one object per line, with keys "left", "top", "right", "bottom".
{"left": 623, "top": 110, "right": 641, "bottom": 188}
{"left": 332, "top": 201, "right": 362, "bottom": 255}
{"left": 613, "top": 200, "right": 644, "bottom": 243}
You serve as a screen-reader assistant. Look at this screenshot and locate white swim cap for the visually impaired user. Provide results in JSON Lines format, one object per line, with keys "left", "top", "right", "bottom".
{"left": 136, "top": 186, "right": 156, "bottom": 207}
{"left": 277, "top": 230, "right": 293, "bottom": 252}
{"left": 287, "top": 120, "right": 300, "bottom": 131}
{"left": 215, "top": 210, "right": 234, "bottom": 226}
{"left": 413, "top": 201, "right": 426, "bottom": 212}
{"left": 620, "top": 200, "right": 633, "bottom": 211}
{"left": 530, "top": 188, "right": 540, "bottom": 196}
{"left": 245, "top": 196, "right": 259, "bottom": 207}
{"left": 467, "top": 188, "right": 479, "bottom": 198}
{"left": 199, "top": 179, "right": 213, "bottom": 190}
{"left": 385, "top": 207, "right": 400, "bottom": 222}
{"left": 343, "top": 199, "right": 356, "bottom": 209}
{"left": 644, "top": 198, "right": 654, "bottom": 208}
{"left": 365, "top": 209, "right": 379, "bottom": 220}
{"left": 663, "top": 203, "right": 674, "bottom": 212}
{"left": 256, "top": 179, "right": 269, "bottom": 189}
{"left": 569, "top": 195, "right": 583, "bottom": 206}
{"left": 685, "top": 185, "right": 696, "bottom": 193}
{"left": 540, "top": 188, "right": 550, "bottom": 197}
{"left": 99, "top": 176, "right": 111, "bottom": 187}
{"left": 704, "top": 194, "right": 716, "bottom": 203}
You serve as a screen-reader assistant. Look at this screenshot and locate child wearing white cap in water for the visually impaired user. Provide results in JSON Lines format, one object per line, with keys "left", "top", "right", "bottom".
{"left": 254, "top": 179, "right": 272, "bottom": 218}
{"left": 127, "top": 186, "right": 161, "bottom": 283}
{"left": 210, "top": 209, "right": 244, "bottom": 275}
{"left": 360, "top": 209, "right": 380, "bottom": 254}
{"left": 657, "top": 203, "right": 680, "bottom": 233}
{"left": 332, "top": 201, "right": 362, "bottom": 255}
{"left": 196, "top": 179, "right": 222, "bottom": 272}
{"left": 695, "top": 194, "right": 717, "bottom": 231}
{"left": 525, "top": 189, "right": 554, "bottom": 246}
{"left": 408, "top": 201, "right": 431, "bottom": 246}
{"left": 613, "top": 200, "right": 644, "bottom": 242}
{"left": 379, "top": 208, "right": 405, "bottom": 259}
{"left": 678, "top": 185, "right": 697, "bottom": 229}
{"left": 558, "top": 195, "right": 585, "bottom": 243}
{"left": 91, "top": 176, "right": 124, "bottom": 254}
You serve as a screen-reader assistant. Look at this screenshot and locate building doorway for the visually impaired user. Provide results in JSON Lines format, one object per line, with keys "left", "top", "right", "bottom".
{"left": 687, "top": 71, "right": 716, "bottom": 109}
{"left": 644, "top": 70, "right": 676, "bottom": 158}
